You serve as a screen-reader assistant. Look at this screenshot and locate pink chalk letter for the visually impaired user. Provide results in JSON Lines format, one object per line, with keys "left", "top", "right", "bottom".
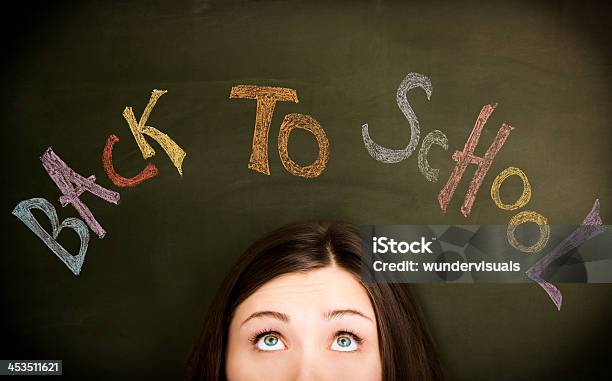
{"left": 438, "top": 104, "right": 514, "bottom": 217}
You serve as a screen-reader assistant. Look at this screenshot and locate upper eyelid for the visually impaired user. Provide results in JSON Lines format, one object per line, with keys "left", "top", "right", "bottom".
{"left": 253, "top": 331, "right": 288, "bottom": 350}
{"left": 335, "top": 330, "right": 363, "bottom": 342}
{"left": 329, "top": 331, "right": 363, "bottom": 352}
{"left": 250, "top": 330, "right": 363, "bottom": 350}
{"left": 252, "top": 330, "right": 285, "bottom": 342}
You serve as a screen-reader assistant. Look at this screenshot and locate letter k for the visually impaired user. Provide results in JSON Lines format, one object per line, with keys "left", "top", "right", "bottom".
{"left": 421, "top": 237, "right": 433, "bottom": 253}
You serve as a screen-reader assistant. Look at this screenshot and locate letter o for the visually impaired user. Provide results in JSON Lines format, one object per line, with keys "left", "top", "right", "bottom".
{"left": 491, "top": 166, "right": 532, "bottom": 211}
{"left": 507, "top": 210, "right": 550, "bottom": 253}
{"left": 278, "top": 113, "right": 329, "bottom": 178}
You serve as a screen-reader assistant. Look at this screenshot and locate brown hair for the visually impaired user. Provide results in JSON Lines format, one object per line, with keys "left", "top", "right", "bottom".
{"left": 185, "top": 221, "right": 444, "bottom": 381}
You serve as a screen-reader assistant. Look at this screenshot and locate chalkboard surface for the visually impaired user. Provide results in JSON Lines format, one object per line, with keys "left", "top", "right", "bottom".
{"left": 1, "top": 0, "right": 611, "bottom": 379}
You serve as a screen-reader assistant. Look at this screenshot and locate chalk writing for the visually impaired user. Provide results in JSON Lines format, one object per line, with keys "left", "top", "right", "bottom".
{"left": 12, "top": 198, "right": 90, "bottom": 275}
{"left": 13, "top": 90, "right": 186, "bottom": 275}
{"left": 41, "top": 148, "right": 120, "bottom": 239}
{"left": 438, "top": 104, "right": 514, "bottom": 217}
{"left": 102, "top": 134, "right": 159, "bottom": 187}
{"left": 490, "top": 166, "right": 531, "bottom": 210}
{"left": 230, "top": 85, "right": 299, "bottom": 175}
{"left": 507, "top": 210, "right": 550, "bottom": 253}
{"left": 418, "top": 130, "right": 448, "bottom": 182}
{"left": 123, "top": 89, "right": 186, "bottom": 176}
{"left": 362, "top": 73, "right": 432, "bottom": 163}
{"left": 278, "top": 113, "right": 329, "bottom": 178}
{"left": 9, "top": 79, "right": 606, "bottom": 313}
{"left": 525, "top": 199, "right": 606, "bottom": 310}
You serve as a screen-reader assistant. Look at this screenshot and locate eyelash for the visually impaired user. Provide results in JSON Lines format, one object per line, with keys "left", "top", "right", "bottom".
{"left": 335, "top": 329, "right": 364, "bottom": 345}
{"left": 248, "top": 329, "right": 365, "bottom": 349}
{"left": 249, "top": 328, "right": 276, "bottom": 345}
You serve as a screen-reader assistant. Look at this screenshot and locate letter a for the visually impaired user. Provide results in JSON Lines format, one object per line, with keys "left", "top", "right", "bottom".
{"left": 41, "top": 148, "right": 120, "bottom": 239}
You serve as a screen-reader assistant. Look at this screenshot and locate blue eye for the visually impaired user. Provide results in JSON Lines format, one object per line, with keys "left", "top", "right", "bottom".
{"left": 331, "top": 334, "right": 359, "bottom": 352}
{"left": 255, "top": 333, "right": 286, "bottom": 351}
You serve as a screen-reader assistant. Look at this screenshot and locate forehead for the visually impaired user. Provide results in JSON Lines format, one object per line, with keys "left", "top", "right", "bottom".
{"left": 234, "top": 267, "right": 374, "bottom": 316}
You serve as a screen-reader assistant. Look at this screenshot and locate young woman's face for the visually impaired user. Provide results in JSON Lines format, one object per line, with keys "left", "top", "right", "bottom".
{"left": 226, "top": 266, "right": 382, "bottom": 381}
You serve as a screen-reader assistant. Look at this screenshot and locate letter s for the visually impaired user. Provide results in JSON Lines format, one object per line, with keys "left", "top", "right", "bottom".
{"left": 361, "top": 73, "right": 433, "bottom": 163}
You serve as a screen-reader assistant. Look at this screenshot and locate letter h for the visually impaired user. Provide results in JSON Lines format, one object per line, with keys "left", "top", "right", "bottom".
{"left": 438, "top": 104, "right": 514, "bottom": 217}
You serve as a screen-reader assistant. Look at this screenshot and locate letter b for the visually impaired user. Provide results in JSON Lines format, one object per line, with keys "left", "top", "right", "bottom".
{"left": 12, "top": 198, "right": 90, "bottom": 276}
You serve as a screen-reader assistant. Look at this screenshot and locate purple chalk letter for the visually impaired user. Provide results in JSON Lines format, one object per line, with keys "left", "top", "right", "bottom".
{"left": 41, "top": 147, "right": 120, "bottom": 238}
{"left": 526, "top": 199, "right": 607, "bottom": 310}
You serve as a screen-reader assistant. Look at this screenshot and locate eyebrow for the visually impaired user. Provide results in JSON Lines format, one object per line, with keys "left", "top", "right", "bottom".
{"left": 241, "top": 311, "right": 290, "bottom": 326}
{"left": 241, "top": 308, "right": 373, "bottom": 327}
{"left": 323, "top": 309, "right": 373, "bottom": 322}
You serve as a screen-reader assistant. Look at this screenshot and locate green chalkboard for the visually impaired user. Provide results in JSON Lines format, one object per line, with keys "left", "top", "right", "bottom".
{"left": 2, "top": 0, "right": 611, "bottom": 379}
